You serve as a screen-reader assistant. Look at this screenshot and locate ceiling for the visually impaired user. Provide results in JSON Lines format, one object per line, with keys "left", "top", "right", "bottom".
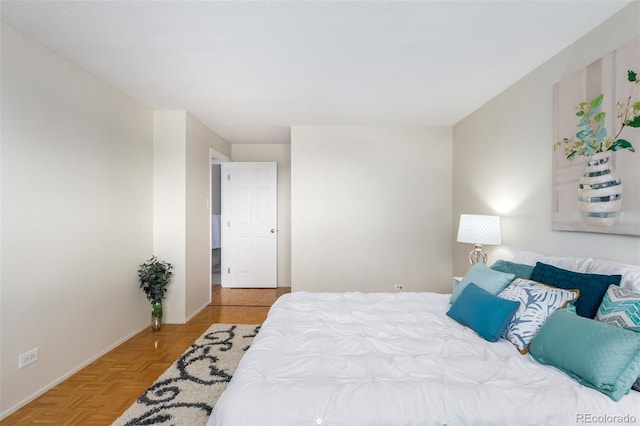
{"left": 0, "top": 0, "right": 633, "bottom": 144}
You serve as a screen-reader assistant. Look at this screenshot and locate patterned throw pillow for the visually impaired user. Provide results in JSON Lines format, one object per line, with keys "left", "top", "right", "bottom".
{"left": 596, "top": 285, "right": 640, "bottom": 327}
{"left": 596, "top": 284, "right": 640, "bottom": 392}
{"left": 498, "top": 278, "right": 579, "bottom": 354}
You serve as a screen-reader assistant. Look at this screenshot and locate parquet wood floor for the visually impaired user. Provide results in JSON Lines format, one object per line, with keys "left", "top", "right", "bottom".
{"left": 1, "top": 285, "right": 290, "bottom": 425}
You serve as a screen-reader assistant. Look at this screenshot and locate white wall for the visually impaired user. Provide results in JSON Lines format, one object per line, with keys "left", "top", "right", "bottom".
{"left": 452, "top": 1, "right": 640, "bottom": 277}
{"left": 1, "top": 23, "right": 154, "bottom": 416}
{"left": 232, "top": 144, "right": 292, "bottom": 287}
{"left": 291, "top": 126, "right": 453, "bottom": 293}
{"left": 186, "top": 114, "right": 231, "bottom": 315}
{"left": 153, "top": 111, "right": 188, "bottom": 323}
{"left": 153, "top": 111, "right": 232, "bottom": 323}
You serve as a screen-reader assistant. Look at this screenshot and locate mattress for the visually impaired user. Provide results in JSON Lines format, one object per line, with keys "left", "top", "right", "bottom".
{"left": 208, "top": 291, "right": 640, "bottom": 426}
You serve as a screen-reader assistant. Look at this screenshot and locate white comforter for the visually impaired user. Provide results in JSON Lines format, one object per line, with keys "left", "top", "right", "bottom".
{"left": 209, "top": 291, "right": 640, "bottom": 426}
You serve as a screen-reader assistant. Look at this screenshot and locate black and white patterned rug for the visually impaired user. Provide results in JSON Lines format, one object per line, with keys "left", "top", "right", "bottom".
{"left": 112, "top": 323, "right": 260, "bottom": 426}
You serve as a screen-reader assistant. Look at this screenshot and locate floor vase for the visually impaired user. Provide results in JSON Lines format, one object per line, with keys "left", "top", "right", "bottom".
{"left": 151, "top": 302, "right": 163, "bottom": 331}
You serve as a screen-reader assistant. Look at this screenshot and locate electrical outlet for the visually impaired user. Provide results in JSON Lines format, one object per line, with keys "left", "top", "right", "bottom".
{"left": 394, "top": 284, "right": 404, "bottom": 291}
{"left": 19, "top": 347, "right": 39, "bottom": 369}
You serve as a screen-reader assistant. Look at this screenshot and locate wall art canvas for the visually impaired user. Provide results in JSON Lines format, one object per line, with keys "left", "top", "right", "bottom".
{"left": 552, "top": 37, "right": 640, "bottom": 236}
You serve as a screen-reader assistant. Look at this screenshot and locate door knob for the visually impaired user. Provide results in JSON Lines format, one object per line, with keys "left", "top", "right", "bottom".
{"left": 271, "top": 229, "right": 276, "bottom": 233}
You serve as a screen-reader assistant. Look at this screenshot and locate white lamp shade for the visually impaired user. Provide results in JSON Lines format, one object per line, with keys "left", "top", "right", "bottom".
{"left": 457, "top": 214, "right": 502, "bottom": 245}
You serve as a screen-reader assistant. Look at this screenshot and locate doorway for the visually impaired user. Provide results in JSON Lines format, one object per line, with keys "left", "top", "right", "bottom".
{"left": 211, "top": 160, "right": 222, "bottom": 285}
{"left": 210, "top": 148, "right": 230, "bottom": 296}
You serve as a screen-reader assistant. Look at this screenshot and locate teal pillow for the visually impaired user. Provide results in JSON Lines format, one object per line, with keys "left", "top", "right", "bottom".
{"left": 447, "top": 283, "right": 520, "bottom": 342}
{"left": 490, "top": 259, "right": 534, "bottom": 279}
{"left": 530, "top": 262, "right": 621, "bottom": 318}
{"left": 451, "top": 262, "right": 515, "bottom": 304}
{"left": 529, "top": 308, "right": 640, "bottom": 401}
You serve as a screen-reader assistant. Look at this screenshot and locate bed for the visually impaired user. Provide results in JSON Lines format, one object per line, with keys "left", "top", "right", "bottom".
{"left": 208, "top": 252, "right": 640, "bottom": 425}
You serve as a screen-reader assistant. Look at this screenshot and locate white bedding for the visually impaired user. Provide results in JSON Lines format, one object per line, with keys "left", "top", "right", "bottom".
{"left": 209, "top": 291, "right": 640, "bottom": 426}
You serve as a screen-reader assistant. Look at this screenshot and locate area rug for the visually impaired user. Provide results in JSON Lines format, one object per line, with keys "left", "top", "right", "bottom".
{"left": 112, "top": 323, "right": 260, "bottom": 426}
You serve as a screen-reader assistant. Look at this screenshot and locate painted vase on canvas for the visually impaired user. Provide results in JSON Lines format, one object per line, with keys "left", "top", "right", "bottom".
{"left": 577, "top": 151, "right": 622, "bottom": 226}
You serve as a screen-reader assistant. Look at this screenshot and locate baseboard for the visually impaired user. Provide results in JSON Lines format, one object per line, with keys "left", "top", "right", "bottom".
{"left": 185, "top": 301, "right": 210, "bottom": 323}
{"left": 0, "top": 322, "right": 149, "bottom": 420}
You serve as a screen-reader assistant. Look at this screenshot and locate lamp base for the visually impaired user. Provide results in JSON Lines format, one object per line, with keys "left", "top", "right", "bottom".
{"left": 469, "top": 245, "right": 488, "bottom": 264}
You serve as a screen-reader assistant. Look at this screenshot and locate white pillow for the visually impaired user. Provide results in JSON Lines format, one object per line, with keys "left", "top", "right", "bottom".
{"left": 512, "top": 250, "right": 593, "bottom": 273}
{"left": 588, "top": 258, "right": 640, "bottom": 293}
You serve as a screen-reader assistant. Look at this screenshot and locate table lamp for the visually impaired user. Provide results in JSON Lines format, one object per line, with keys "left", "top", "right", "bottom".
{"left": 456, "top": 214, "right": 502, "bottom": 264}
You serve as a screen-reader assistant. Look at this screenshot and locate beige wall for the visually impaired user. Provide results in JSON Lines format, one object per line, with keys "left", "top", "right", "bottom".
{"left": 153, "top": 111, "right": 232, "bottom": 323}
{"left": 232, "top": 144, "right": 292, "bottom": 286}
{"left": 186, "top": 114, "right": 231, "bottom": 313}
{"left": 1, "top": 23, "right": 154, "bottom": 416}
{"left": 452, "top": 1, "right": 640, "bottom": 277}
{"left": 153, "top": 111, "right": 188, "bottom": 322}
{"left": 0, "top": 25, "right": 232, "bottom": 413}
{"left": 291, "top": 126, "right": 453, "bottom": 293}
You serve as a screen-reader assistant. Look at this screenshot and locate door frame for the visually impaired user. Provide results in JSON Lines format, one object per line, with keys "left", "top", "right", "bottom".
{"left": 209, "top": 148, "right": 230, "bottom": 304}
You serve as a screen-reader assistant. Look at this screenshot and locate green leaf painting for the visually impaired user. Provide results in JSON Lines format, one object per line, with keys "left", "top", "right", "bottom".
{"left": 555, "top": 69, "right": 638, "bottom": 160}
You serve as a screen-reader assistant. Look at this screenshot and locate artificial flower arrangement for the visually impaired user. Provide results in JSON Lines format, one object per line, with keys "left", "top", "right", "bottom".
{"left": 138, "top": 256, "right": 173, "bottom": 330}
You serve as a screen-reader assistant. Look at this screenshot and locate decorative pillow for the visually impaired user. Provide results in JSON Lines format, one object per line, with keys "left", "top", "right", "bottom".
{"left": 490, "top": 259, "right": 534, "bottom": 279}
{"left": 588, "top": 258, "right": 640, "bottom": 293}
{"left": 512, "top": 250, "right": 593, "bottom": 273}
{"left": 446, "top": 283, "right": 520, "bottom": 342}
{"left": 529, "top": 308, "right": 640, "bottom": 401}
{"left": 596, "top": 284, "right": 640, "bottom": 327}
{"left": 450, "top": 262, "right": 515, "bottom": 304}
{"left": 497, "top": 278, "right": 579, "bottom": 353}
{"left": 530, "top": 262, "right": 621, "bottom": 318}
{"left": 595, "top": 284, "right": 640, "bottom": 392}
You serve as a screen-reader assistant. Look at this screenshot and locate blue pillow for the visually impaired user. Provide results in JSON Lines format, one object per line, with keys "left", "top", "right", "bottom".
{"left": 447, "top": 283, "right": 520, "bottom": 342}
{"left": 451, "top": 262, "right": 515, "bottom": 304}
{"left": 530, "top": 262, "right": 621, "bottom": 318}
{"left": 529, "top": 308, "right": 640, "bottom": 401}
{"left": 490, "top": 259, "right": 534, "bottom": 279}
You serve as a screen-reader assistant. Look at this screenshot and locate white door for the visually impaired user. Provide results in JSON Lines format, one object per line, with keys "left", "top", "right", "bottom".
{"left": 221, "top": 162, "right": 277, "bottom": 288}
